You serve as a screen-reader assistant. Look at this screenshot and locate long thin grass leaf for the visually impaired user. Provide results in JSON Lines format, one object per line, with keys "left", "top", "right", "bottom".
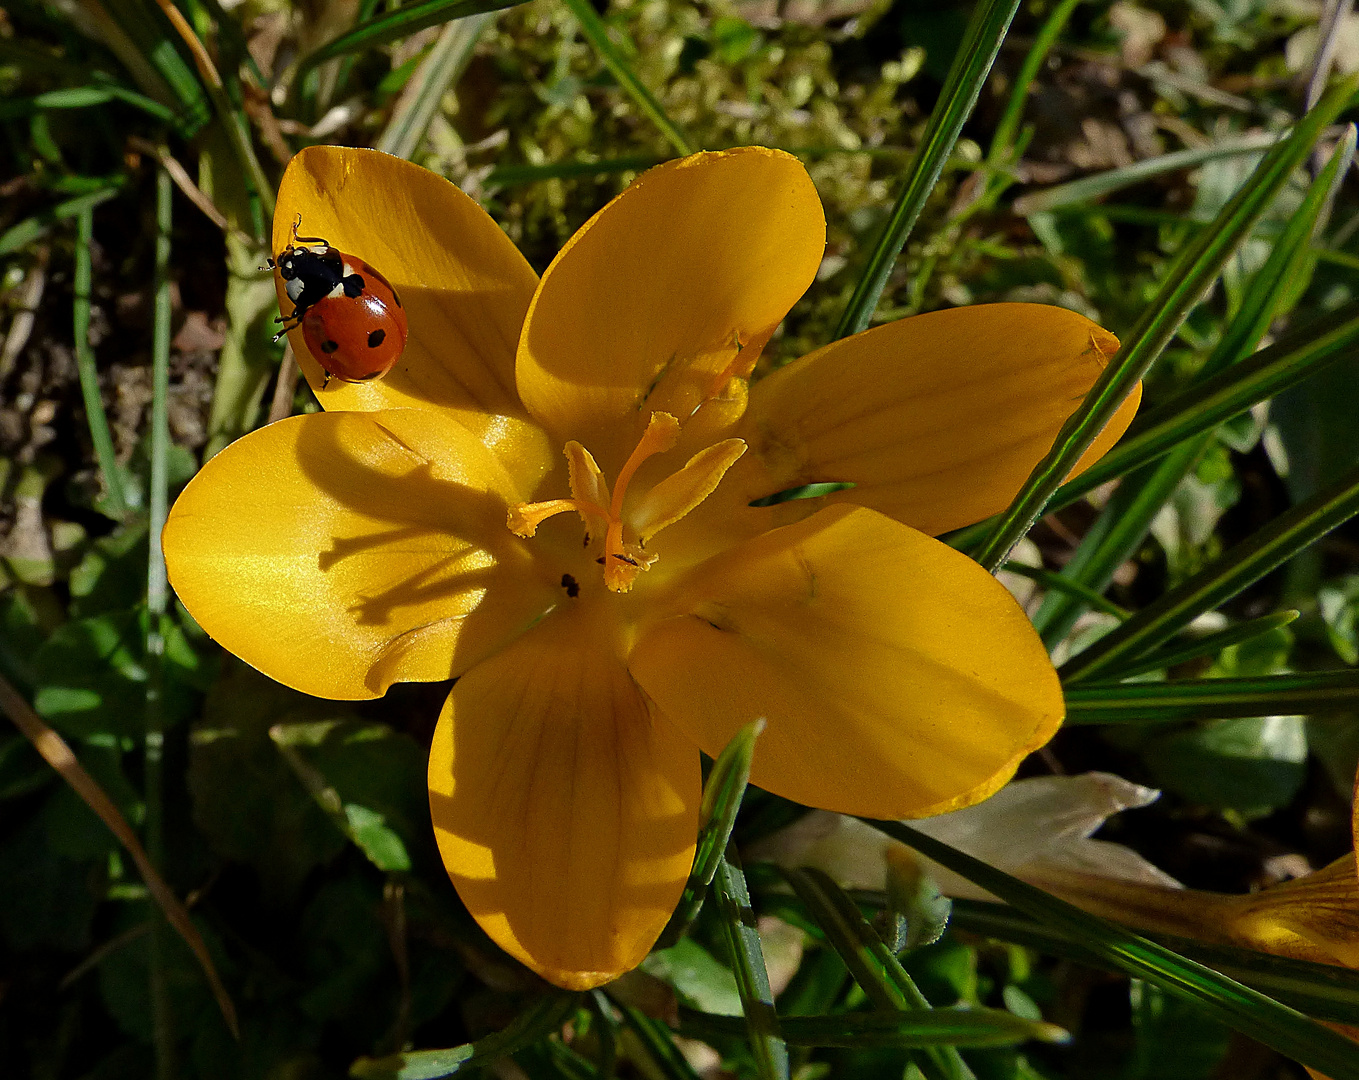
{"left": 781, "top": 868, "right": 973, "bottom": 1080}
{"left": 988, "top": 0, "right": 1081, "bottom": 162}
{"left": 349, "top": 993, "right": 579, "bottom": 1079}
{"left": 1030, "top": 127, "right": 1355, "bottom": 643}
{"left": 610, "top": 1000, "right": 702, "bottom": 1080}
{"left": 973, "top": 75, "right": 1359, "bottom": 572}
{"left": 865, "top": 820, "right": 1359, "bottom": 1080}
{"left": 677, "top": 1006, "right": 1067, "bottom": 1048}
{"left": 0, "top": 186, "right": 122, "bottom": 257}
{"left": 145, "top": 164, "right": 175, "bottom": 1080}
{"left": 834, "top": 0, "right": 1022, "bottom": 338}
{"left": 658, "top": 720, "right": 763, "bottom": 948}
{"left": 560, "top": 0, "right": 691, "bottom": 156}
{"left": 0, "top": 673, "right": 238, "bottom": 1036}
{"left": 948, "top": 899, "right": 1359, "bottom": 1026}
{"left": 74, "top": 206, "right": 130, "bottom": 518}
{"left": 1061, "top": 460, "right": 1359, "bottom": 682}
{"left": 1050, "top": 300, "right": 1359, "bottom": 512}
{"left": 298, "top": 0, "right": 525, "bottom": 78}
{"left": 376, "top": 12, "right": 493, "bottom": 159}
{"left": 1064, "top": 669, "right": 1359, "bottom": 723}
{"left": 0, "top": 84, "right": 178, "bottom": 123}
{"left": 1011, "top": 132, "right": 1282, "bottom": 215}
{"left": 713, "top": 851, "right": 788, "bottom": 1080}
{"left": 1097, "top": 611, "right": 1300, "bottom": 681}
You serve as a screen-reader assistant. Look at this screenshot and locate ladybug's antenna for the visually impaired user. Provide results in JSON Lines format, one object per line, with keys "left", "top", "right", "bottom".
{"left": 289, "top": 212, "right": 330, "bottom": 249}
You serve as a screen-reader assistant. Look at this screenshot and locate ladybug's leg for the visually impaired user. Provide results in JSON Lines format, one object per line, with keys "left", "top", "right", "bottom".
{"left": 320, "top": 369, "right": 333, "bottom": 389}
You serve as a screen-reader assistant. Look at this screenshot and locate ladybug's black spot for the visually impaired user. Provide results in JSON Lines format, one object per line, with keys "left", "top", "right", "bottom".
{"left": 561, "top": 573, "right": 580, "bottom": 598}
{"left": 342, "top": 273, "right": 365, "bottom": 298}
{"left": 367, "top": 328, "right": 386, "bottom": 348}
{"left": 321, "top": 340, "right": 339, "bottom": 354}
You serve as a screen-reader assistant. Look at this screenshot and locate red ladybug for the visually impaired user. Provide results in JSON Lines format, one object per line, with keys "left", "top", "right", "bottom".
{"left": 268, "top": 216, "right": 408, "bottom": 387}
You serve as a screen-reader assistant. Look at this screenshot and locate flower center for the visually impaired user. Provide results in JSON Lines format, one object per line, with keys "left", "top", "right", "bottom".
{"left": 507, "top": 412, "right": 746, "bottom": 592}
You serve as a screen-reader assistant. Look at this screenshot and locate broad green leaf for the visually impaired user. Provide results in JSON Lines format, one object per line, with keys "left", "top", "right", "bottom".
{"left": 677, "top": 1006, "right": 1067, "bottom": 1048}
{"left": 1065, "top": 670, "right": 1359, "bottom": 723}
{"left": 298, "top": 0, "right": 526, "bottom": 79}
{"left": 349, "top": 993, "right": 579, "bottom": 1079}
{"left": 864, "top": 820, "right": 1359, "bottom": 1080}
{"left": 834, "top": 0, "right": 1022, "bottom": 338}
{"left": 713, "top": 852, "right": 789, "bottom": 1080}
{"left": 1061, "top": 460, "right": 1359, "bottom": 682}
{"left": 642, "top": 937, "right": 742, "bottom": 1016}
{"left": 1140, "top": 715, "right": 1307, "bottom": 815}
{"left": 973, "top": 74, "right": 1359, "bottom": 572}
{"left": 561, "top": 0, "right": 691, "bottom": 156}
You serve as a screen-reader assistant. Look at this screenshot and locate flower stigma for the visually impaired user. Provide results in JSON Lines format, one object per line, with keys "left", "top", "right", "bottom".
{"left": 507, "top": 411, "right": 746, "bottom": 592}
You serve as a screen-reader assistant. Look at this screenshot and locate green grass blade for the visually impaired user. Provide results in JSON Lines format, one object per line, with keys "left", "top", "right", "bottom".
{"left": 1011, "top": 132, "right": 1281, "bottom": 215}
{"left": 73, "top": 206, "right": 130, "bottom": 519}
{"left": 610, "top": 1000, "right": 702, "bottom": 1080}
{"left": 987, "top": 0, "right": 1081, "bottom": 163}
{"left": 659, "top": 720, "right": 763, "bottom": 948}
{"left": 948, "top": 899, "right": 1359, "bottom": 1026}
{"left": 1064, "top": 669, "right": 1359, "bottom": 724}
{"left": 1029, "top": 125, "right": 1355, "bottom": 642}
{"left": 376, "top": 12, "right": 493, "bottom": 159}
{"left": 560, "top": 0, "right": 691, "bottom": 157}
{"left": 0, "top": 186, "right": 122, "bottom": 257}
{"left": 0, "top": 85, "right": 179, "bottom": 124}
{"left": 297, "top": 0, "right": 525, "bottom": 77}
{"left": 1031, "top": 451, "right": 1192, "bottom": 645}
{"left": 144, "top": 164, "right": 175, "bottom": 1080}
{"left": 834, "top": 0, "right": 1023, "bottom": 338}
{"left": 972, "top": 74, "right": 1359, "bottom": 573}
{"left": 713, "top": 851, "right": 789, "bottom": 1080}
{"left": 781, "top": 867, "right": 973, "bottom": 1080}
{"left": 349, "top": 993, "right": 579, "bottom": 1079}
{"left": 1097, "top": 611, "right": 1300, "bottom": 681}
{"left": 864, "top": 820, "right": 1359, "bottom": 1080}
{"left": 677, "top": 1006, "right": 1067, "bottom": 1048}
{"left": 1051, "top": 301, "right": 1359, "bottom": 512}
{"left": 1061, "top": 460, "right": 1359, "bottom": 682}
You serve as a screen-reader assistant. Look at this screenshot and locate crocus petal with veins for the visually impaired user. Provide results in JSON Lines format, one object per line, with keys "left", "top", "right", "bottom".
{"left": 631, "top": 507, "right": 1064, "bottom": 820}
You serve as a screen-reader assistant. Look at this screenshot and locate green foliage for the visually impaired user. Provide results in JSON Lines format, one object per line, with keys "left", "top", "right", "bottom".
{"left": 8, "top": 0, "right": 1359, "bottom": 1076}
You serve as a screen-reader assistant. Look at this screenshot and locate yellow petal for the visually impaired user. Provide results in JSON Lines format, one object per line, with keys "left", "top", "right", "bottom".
{"left": 730, "top": 303, "right": 1139, "bottom": 537}
{"left": 427, "top": 604, "right": 699, "bottom": 989}
{"left": 629, "top": 505, "right": 1063, "bottom": 819}
{"left": 274, "top": 146, "right": 552, "bottom": 483}
{"left": 515, "top": 148, "right": 825, "bottom": 475}
{"left": 164, "top": 409, "right": 562, "bottom": 699}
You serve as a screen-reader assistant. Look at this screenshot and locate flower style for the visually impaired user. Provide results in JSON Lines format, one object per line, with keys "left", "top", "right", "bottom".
{"left": 163, "top": 145, "right": 1141, "bottom": 989}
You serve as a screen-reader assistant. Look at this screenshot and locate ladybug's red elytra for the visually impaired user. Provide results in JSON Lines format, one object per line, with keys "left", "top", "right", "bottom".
{"left": 268, "top": 216, "right": 408, "bottom": 388}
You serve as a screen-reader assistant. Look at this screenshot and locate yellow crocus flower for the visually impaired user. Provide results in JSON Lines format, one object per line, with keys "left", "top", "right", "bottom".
{"left": 163, "top": 145, "right": 1140, "bottom": 989}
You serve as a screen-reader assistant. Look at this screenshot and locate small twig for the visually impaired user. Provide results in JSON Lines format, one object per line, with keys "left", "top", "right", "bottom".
{"left": 0, "top": 673, "right": 239, "bottom": 1038}
{"left": 242, "top": 83, "right": 295, "bottom": 167}
{"left": 266, "top": 343, "right": 299, "bottom": 424}
{"left": 128, "top": 137, "right": 254, "bottom": 246}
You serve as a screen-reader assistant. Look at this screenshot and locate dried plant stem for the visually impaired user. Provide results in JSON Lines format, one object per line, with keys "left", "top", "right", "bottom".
{"left": 0, "top": 673, "right": 238, "bottom": 1037}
